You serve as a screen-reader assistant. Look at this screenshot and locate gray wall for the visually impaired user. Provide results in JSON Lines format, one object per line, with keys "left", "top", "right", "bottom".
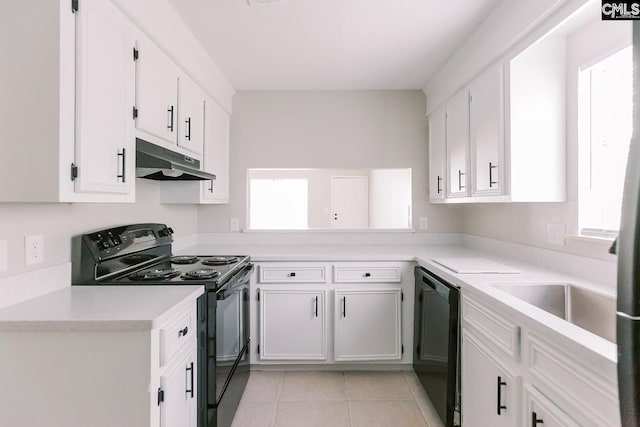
{"left": 198, "top": 90, "right": 463, "bottom": 233}
{"left": 0, "top": 180, "right": 198, "bottom": 277}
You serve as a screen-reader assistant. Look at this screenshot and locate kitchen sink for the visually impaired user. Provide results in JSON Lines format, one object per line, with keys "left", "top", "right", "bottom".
{"left": 491, "top": 283, "right": 616, "bottom": 343}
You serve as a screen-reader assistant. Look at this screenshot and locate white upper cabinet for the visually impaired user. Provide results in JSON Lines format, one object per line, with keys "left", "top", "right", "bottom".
{"left": 177, "top": 76, "right": 204, "bottom": 157}
{"left": 201, "top": 97, "right": 230, "bottom": 203}
{"left": 428, "top": 105, "right": 446, "bottom": 202}
{"left": 74, "top": 0, "right": 136, "bottom": 196}
{"left": 446, "top": 90, "right": 470, "bottom": 198}
{"left": 159, "top": 96, "right": 230, "bottom": 204}
{"left": 134, "top": 36, "right": 179, "bottom": 148}
{"left": 470, "top": 64, "right": 504, "bottom": 197}
{"left": 0, "top": 0, "right": 136, "bottom": 203}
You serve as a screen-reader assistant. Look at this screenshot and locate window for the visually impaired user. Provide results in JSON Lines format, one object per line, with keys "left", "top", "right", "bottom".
{"left": 578, "top": 45, "right": 632, "bottom": 238}
{"left": 249, "top": 178, "right": 308, "bottom": 229}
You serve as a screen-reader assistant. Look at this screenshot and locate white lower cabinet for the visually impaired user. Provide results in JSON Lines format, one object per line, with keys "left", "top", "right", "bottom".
{"left": 462, "top": 330, "right": 520, "bottom": 427}
{"left": 524, "top": 385, "right": 580, "bottom": 427}
{"left": 462, "top": 293, "right": 620, "bottom": 427}
{"left": 0, "top": 290, "right": 200, "bottom": 427}
{"left": 259, "top": 289, "right": 327, "bottom": 360}
{"left": 160, "top": 344, "right": 198, "bottom": 427}
{"left": 334, "top": 289, "right": 402, "bottom": 361}
{"left": 253, "top": 262, "right": 411, "bottom": 365}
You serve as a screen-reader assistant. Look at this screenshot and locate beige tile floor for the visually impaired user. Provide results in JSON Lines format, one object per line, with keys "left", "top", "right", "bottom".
{"left": 231, "top": 370, "right": 443, "bottom": 427}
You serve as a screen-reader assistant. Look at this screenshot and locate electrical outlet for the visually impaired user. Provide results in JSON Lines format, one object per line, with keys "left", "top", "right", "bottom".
{"left": 419, "top": 217, "right": 429, "bottom": 230}
{"left": 230, "top": 218, "right": 240, "bottom": 232}
{"left": 0, "top": 240, "right": 7, "bottom": 272}
{"left": 546, "top": 223, "right": 566, "bottom": 246}
{"left": 25, "top": 235, "right": 44, "bottom": 266}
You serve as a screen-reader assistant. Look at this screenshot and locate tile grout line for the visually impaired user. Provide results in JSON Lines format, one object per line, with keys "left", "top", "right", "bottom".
{"left": 343, "top": 371, "right": 353, "bottom": 427}
{"left": 402, "top": 370, "right": 431, "bottom": 427}
{"left": 270, "top": 370, "right": 285, "bottom": 427}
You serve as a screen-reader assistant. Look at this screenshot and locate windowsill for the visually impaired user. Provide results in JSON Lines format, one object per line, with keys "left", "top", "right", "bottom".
{"left": 566, "top": 234, "right": 615, "bottom": 244}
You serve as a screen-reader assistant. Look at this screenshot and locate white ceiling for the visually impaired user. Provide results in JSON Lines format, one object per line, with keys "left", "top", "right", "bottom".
{"left": 168, "top": 0, "right": 502, "bottom": 91}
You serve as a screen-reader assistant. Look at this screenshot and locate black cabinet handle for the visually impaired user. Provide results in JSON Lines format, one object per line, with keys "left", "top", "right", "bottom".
{"left": 489, "top": 162, "right": 498, "bottom": 188}
{"left": 497, "top": 376, "right": 507, "bottom": 415}
{"left": 290, "top": 272, "right": 296, "bottom": 277}
{"left": 532, "top": 412, "right": 544, "bottom": 426}
{"left": 167, "top": 106, "right": 174, "bottom": 132}
{"left": 185, "top": 362, "right": 194, "bottom": 398}
{"left": 458, "top": 170, "right": 465, "bottom": 191}
{"left": 185, "top": 117, "right": 191, "bottom": 141}
{"left": 314, "top": 296, "right": 318, "bottom": 317}
{"left": 117, "top": 148, "right": 126, "bottom": 183}
{"left": 364, "top": 272, "right": 371, "bottom": 277}
{"left": 437, "top": 175, "right": 442, "bottom": 194}
{"left": 342, "top": 296, "right": 347, "bottom": 317}
{"left": 178, "top": 326, "right": 189, "bottom": 337}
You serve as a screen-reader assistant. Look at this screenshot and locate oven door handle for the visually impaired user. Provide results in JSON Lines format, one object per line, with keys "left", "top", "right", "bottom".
{"left": 217, "top": 263, "right": 254, "bottom": 298}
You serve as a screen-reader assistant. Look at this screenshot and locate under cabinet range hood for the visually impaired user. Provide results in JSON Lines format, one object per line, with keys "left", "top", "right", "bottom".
{"left": 135, "top": 139, "right": 216, "bottom": 181}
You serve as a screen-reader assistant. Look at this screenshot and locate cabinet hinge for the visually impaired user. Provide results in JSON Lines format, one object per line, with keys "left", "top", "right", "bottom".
{"left": 133, "top": 47, "right": 139, "bottom": 61}
{"left": 71, "top": 0, "right": 78, "bottom": 13}
{"left": 157, "top": 388, "right": 164, "bottom": 406}
{"left": 132, "top": 106, "right": 138, "bottom": 119}
{"left": 257, "top": 344, "right": 260, "bottom": 354}
{"left": 70, "top": 163, "right": 78, "bottom": 181}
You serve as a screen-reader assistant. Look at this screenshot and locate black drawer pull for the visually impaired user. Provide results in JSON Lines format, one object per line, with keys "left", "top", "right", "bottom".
{"left": 167, "top": 106, "right": 174, "bottom": 132}
{"left": 178, "top": 326, "right": 189, "bottom": 337}
{"left": 437, "top": 175, "right": 442, "bottom": 194}
{"left": 314, "top": 296, "right": 318, "bottom": 317}
{"left": 185, "top": 362, "right": 194, "bottom": 398}
{"left": 290, "top": 272, "right": 296, "bottom": 277}
{"left": 532, "top": 412, "right": 544, "bottom": 426}
{"left": 364, "top": 272, "right": 371, "bottom": 277}
{"left": 489, "top": 162, "right": 498, "bottom": 188}
{"left": 497, "top": 376, "right": 507, "bottom": 415}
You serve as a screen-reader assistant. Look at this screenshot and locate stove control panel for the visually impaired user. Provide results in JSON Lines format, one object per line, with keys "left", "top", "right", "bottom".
{"left": 82, "top": 224, "right": 173, "bottom": 260}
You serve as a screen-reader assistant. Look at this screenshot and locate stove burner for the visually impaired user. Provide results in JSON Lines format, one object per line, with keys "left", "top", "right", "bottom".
{"left": 201, "top": 256, "right": 240, "bottom": 266}
{"left": 170, "top": 255, "right": 199, "bottom": 265}
{"left": 182, "top": 268, "right": 221, "bottom": 280}
{"left": 129, "top": 268, "right": 181, "bottom": 281}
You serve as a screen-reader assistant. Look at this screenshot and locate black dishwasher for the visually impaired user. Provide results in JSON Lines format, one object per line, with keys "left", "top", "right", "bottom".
{"left": 413, "top": 266, "right": 461, "bottom": 427}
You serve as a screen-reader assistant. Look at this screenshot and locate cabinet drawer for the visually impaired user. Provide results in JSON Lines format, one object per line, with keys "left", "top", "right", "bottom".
{"left": 462, "top": 295, "right": 520, "bottom": 360}
{"left": 333, "top": 265, "right": 401, "bottom": 283}
{"left": 259, "top": 266, "right": 326, "bottom": 283}
{"left": 160, "top": 305, "right": 196, "bottom": 366}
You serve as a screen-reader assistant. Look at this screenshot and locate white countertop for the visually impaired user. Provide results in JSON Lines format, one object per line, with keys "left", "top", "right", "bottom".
{"left": 179, "top": 242, "right": 618, "bottom": 365}
{"left": 0, "top": 285, "right": 203, "bottom": 331}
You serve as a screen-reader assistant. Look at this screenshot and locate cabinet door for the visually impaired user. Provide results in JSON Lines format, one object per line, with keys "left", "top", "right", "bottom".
{"left": 470, "top": 64, "right": 504, "bottom": 196}
{"left": 135, "top": 37, "right": 178, "bottom": 146}
{"left": 428, "top": 105, "right": 446, "bottom": 201}
{"left": 74, "top": 0, "right": 135, "bottom": 195}
{"left": 160, "top": 346, "right": 197, "bottom": 427}
{"left": 462, "top": 330, "right": 520, "bottom": 427}
{"left": 334, "top": 289, "right": 402, "bottom": 361}
{"left": 446, "top": 90, "right": 470, "bottom": 198}
{"left": 177, "top": 76, "right": 204, "bottom": 157}
{"left": 523, "top": 385, "right": 580, "bottom": 427}
{"left": 259, "top": 290, "right": 326, "bottom": 360}
{"left": 201, "top": 97, "right": 230, "bottom": 203}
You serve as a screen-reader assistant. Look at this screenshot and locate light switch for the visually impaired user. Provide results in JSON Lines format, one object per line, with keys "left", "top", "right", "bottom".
{"left": 419, "top": 217, "right": 429, "bottom": 230}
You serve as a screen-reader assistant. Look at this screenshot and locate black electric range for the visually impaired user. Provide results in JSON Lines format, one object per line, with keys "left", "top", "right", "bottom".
{"left": 71, "top": 223, "right": 252, "bottom": 427}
